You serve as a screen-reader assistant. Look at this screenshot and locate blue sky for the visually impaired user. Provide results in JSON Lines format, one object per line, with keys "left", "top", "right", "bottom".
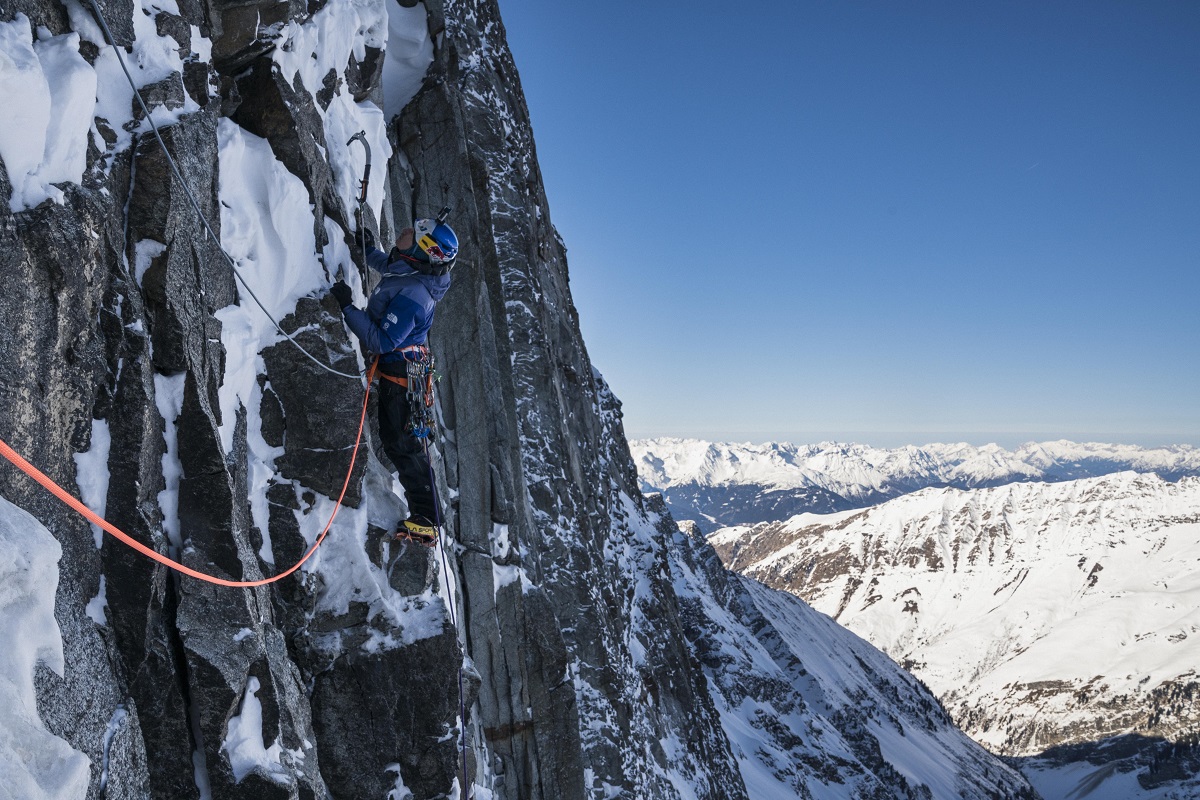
{"left": 501, "top": 1, "right": 1200, "bottom": 447}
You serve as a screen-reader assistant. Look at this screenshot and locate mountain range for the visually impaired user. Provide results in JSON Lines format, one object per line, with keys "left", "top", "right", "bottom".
{"left": 631, "top": 438, "right": 1200, "bottom": 527}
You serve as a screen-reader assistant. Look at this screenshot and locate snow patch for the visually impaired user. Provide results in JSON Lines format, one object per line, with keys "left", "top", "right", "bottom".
{"left": 134, "top": 239, "right": 167, "bottom": 286}
{"left": 86, "top": 575, "right": 109, "bottom": 626}
{"left": 221, "top": 677, "right": 288, "bottom": 784}
{"left": 154, "top": 372, "right": 186, "bottom": 552}
{"left": 216, "top": 119, "right": 324, "bottom": 338}
{"left": 73, "top": 416, "right": 111, "bottom": 548}
{"left": 214, "top": 118, "right": 323, "bottom": 464}
{"left": 382, "top": 1, "right": 434, "bottom": 119}
{"left": 0, "top": 0, "right": 211, "bottom": 209}
{"left": 0, "top": 16, "right": 96, "bottom": 211}
{"left": 270, "top": 0, "right": 394, "bottom": 223}
{"left": 97, "top": 703, "right": 128, "bottom": 794}
{"left": 61, "top": 0, "right": 106, "bottom": 47}
{"left": 385, "top": 763, "right": 414, "bottom": 800}
{"left": 0, "top": 495, "right": 92, "bottom": 799}
{"left": 491, "top": 523, "right": 532, "bottom": 594}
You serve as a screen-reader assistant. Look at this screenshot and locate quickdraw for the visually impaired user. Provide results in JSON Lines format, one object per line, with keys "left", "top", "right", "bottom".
{"left": 404, "top": 347, "right": 437, "bottom": 440}
{"left": 371, "top": 348, "right": 438, "bottom": 440}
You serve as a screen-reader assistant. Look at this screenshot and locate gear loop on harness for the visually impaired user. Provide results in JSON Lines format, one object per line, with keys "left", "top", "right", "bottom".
{"left": 368, "top": 347, "right": 436, "bottom": 440}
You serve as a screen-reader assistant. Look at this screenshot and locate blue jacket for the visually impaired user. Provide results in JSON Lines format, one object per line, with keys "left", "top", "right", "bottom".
{"left": 342, "top": 247, "right": 451, "bottom": 365}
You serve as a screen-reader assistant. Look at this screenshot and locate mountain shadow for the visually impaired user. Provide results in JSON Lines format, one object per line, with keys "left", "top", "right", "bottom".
{"left": 1009, "top": 733, "right": 1200, "bottom": 798}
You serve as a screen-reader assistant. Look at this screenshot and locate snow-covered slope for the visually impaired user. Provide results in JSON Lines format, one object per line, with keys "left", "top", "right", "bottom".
{"left": 632, "top": 437, "right": 1200, "bottom": 527}
{"left": 668, "top": 514, "right": 1036, "bottom": 800}
{"left": 710, "top": 473, "right": 1200, "bottom": 798}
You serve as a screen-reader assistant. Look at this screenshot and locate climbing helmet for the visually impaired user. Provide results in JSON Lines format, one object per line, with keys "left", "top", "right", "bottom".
{"left": 414, "top": 217, "right": 459, "bottom": 266}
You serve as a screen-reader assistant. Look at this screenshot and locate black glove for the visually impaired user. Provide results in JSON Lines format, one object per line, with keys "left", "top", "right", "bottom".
{"left": 330, "top": 280, "right": 353, "bottom": 309}
{"left": 354, "top": 209, "right": 375, "bottom": 250}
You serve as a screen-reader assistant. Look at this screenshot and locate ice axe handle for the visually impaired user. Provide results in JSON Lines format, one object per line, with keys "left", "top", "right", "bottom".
{"left": 347, "top": 132, "right": 372, "bottom": 203}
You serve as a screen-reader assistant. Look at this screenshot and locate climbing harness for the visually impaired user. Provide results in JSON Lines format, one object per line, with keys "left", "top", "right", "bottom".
{"left": 84, "top": 0, "right": 360, "bottom": 381}
{"left": 0, "top": 364, "right": 376, "bottom": 587}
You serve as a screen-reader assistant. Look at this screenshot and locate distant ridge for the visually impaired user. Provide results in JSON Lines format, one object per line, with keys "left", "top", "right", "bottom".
{"left": 630, "top": 438, "right": 1200, "bottom": 526}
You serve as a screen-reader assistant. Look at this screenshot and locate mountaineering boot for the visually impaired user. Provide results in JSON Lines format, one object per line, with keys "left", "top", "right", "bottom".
{"left": 395, "top": 515, "right": 437, "bottom": 547}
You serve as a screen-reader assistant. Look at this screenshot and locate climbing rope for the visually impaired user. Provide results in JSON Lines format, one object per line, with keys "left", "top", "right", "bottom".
{"left": 85, "top": 0, "right": 361, "bottom": 381}
{"left": 0, "top": 365, "right": 374, "bottom": 587}
{"left": 38, "top": 12, "right": 470, "bottom": 783}
{"left": 423, "top": 435, "right": 473, "bottom": 800}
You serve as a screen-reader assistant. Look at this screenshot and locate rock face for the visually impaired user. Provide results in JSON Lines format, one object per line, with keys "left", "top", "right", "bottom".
{"left": 711, "top": 474, "right": 1200, "bottom": 798}
{"left": 1, "top": 1, "right": 1036, "bottom": 799}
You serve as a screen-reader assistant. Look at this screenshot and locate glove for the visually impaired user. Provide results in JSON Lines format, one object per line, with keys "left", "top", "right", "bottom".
{"left": 330, "top": 280, "right": 353, "bottom": 309}
{"left": 354, "top": 209, "right": 375, "bottom": 250}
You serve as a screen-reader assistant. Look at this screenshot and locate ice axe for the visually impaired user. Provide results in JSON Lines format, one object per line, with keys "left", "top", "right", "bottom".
{"left": 348, "top": 131, "right": 372, "bottom": 207}
{"left": 347, "top": 131, "right": 372, "bottom": 284}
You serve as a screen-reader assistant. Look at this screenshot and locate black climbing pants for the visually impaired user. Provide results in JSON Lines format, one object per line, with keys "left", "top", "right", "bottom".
{"left": 378, "top": 377, "right": 439, "bottom": 523}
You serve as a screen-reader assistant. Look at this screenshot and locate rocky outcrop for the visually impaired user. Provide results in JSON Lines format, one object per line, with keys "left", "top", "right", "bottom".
{"left": 1, "top": 1, "right": 1038, "bottom": 798}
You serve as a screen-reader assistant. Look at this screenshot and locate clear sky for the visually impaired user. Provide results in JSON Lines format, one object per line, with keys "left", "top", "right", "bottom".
{"left": 500, "top": 0, "right": 1200, "bottom": 448}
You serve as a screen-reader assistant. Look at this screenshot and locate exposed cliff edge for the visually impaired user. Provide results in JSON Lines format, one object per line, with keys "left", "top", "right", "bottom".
{"left": 1, "top": 1, "right": 1037, "bottom": 798}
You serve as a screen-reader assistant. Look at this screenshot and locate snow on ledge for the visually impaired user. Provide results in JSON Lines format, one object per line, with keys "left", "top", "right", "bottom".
{"left": 0, "top": 15, "right": 96, "bottom": 212}
{"left": 221, "top": 677, "right": 288, "bottom": 785}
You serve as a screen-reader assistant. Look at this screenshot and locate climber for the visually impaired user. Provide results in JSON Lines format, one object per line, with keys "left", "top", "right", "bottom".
{"left": 330, "top": 210, "right": 459, "bottom": 546}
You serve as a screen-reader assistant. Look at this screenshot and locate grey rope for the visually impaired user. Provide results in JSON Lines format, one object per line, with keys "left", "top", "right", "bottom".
{"left": 425, "top": 435, "right": 472, "bottom": 800}
{"left": 87, "top": 0, "right": 361, "bottom": 380}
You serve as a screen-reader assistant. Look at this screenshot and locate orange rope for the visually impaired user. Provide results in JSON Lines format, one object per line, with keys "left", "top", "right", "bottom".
{"left": 0, "top": 366, "right": 374, "bottom": 588}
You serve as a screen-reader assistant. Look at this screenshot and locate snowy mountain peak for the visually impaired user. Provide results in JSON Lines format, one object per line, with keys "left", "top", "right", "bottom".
{"left": 631, "top": 437, "right": 1200, "bottom": 527}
